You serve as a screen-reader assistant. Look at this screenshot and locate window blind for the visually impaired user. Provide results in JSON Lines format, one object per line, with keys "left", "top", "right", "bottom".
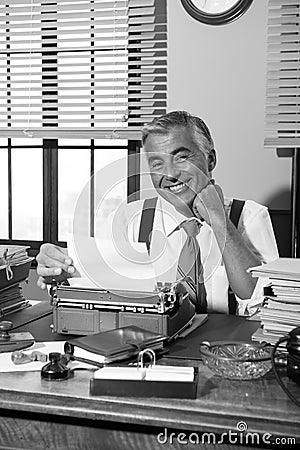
{"left": 0, "top": 0, "right": 167, "bottom": 140}
{"left": 265, "top": 0, "right": 300, "bottom": 149}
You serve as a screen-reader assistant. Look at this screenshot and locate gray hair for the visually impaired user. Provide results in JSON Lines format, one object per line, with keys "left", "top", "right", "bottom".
{"left": 141, "top": 110, "right": 214, "bottom": 155}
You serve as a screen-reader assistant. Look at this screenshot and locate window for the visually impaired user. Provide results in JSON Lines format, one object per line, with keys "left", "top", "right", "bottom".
{"left": 57, "top": 139, "right": 128, "bottom": 241}
{"left": 0, "top": 0, "right": 167, "bottom": 255}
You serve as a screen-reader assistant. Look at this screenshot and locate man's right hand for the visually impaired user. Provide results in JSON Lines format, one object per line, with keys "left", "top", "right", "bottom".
{"left": 36, "top": 243, "right": 75, "bottom": 290}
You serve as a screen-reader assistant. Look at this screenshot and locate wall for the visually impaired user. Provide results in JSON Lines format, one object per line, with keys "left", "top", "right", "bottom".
{"left": 168, "top": 0, "right": 291, "bottom": 209}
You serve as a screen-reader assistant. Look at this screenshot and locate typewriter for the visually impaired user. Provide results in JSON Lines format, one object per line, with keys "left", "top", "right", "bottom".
{"left": 50, "top": 281, "right": 195, "bottom": 340}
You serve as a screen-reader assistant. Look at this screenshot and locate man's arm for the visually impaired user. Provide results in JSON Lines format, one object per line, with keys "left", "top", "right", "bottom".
{"left": 192, "top": 182, "right": 261, "bottom": 300}
{"left": 36, "top": 243, "right": 76, "bottom": 290}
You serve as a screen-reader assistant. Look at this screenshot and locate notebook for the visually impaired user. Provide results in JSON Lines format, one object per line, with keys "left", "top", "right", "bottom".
{"left": 64, "top": 325, "right": 168, "bottom": 365}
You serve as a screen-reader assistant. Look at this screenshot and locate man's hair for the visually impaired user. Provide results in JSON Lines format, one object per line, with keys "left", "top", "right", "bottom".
{"left": 141, "top": 110, "right": 214, "bottom": 154}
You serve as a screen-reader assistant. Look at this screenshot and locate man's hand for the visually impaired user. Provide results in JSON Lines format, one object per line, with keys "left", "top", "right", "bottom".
{"left": 192, "top": 180, "right": 261, "bottom": 300}
{"left": 36, "top": 243, "right": 75, "bottom": 290}
{"left": 192, "top": 180, "right": 225, "bottom": 226}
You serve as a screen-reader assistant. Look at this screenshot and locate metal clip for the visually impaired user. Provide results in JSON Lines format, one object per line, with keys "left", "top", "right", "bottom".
{"left": 137, "top": 348, "right": 156, "bottom": 370}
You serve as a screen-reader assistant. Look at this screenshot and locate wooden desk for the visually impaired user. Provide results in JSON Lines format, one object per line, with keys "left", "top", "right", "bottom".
{"left": 0, "top": 313, "right": 299, "bottom": 449}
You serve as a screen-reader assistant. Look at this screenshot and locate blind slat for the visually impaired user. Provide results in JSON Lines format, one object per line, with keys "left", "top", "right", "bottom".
{"left": 0, "top": 92, "right": 163, "bottom": 100}
{"left": 266, "top": 106, "right": 300, "bottom": 113}
{"left": 266, "top": 88, "right": 300, "bottom": 95}
{"left": 0, "top": 127, "right": 143, "bottom": 140}
{"left": 266, "top": 70, "right": 300, "bottom": 79}
{"left": 266, "top": 97, "right": 300, "bottom": 104}
{"left": 268, "top": 43, "right": 300, "bottom": 52}
{"left": 265, "top": 138, "right": 300, "bottom": 148}
{"left": 267, "top": 79, "right": 300, "bottom": 87}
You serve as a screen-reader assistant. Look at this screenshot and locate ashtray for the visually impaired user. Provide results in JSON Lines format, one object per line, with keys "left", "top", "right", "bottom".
{"left": 199, "top": 341, "right": 272, "bottom": 380}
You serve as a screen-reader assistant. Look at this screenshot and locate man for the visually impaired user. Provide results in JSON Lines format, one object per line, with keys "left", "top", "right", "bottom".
{"left": 37, "top": 111, "right": 278, "bottom": 314}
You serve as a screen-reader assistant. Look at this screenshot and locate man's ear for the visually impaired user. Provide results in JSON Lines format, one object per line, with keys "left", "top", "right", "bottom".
{"left": 208, "top": 149, "right": 216, "bottom": 172}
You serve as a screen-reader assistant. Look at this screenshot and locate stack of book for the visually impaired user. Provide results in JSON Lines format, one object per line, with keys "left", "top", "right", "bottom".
{"left": 0, "top": 246, "right": 33, "bottom": 317}
{"left": 249, "top": 258, "right": 300, "bottom": 345}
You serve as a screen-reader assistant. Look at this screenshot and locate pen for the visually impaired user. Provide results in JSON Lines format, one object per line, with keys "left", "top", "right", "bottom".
{"left": 64, "top": 353, "right": 104, "bottom": 369}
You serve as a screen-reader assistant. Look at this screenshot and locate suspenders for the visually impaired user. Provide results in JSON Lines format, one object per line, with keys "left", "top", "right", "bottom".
{"left": 138, "top": 197, "right": 158, "bottom": 252}
{"left": 228, "top": 199, "right": 246, "bottom": 314}
{"left": 138, "top": 197, "right": 245, "bottom": 314}
{"left": 229, "top": 199, "right": 245, "bottom": 229}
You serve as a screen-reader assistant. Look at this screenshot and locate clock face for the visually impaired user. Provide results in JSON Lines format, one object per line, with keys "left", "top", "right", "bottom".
{"left": 180, "top": 0, "right": 254, "bottom": 26}
{"left": 190, "top": 0, "right": 240, "bottom": 14}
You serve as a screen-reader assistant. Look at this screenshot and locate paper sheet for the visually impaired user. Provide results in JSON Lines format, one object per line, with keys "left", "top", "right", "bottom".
{"left": 67, "top": 235, "right": 157, "bottom": 292}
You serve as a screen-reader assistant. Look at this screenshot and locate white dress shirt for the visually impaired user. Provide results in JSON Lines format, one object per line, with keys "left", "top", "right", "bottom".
{"left": 98, "top": 195, "right": 279, "bottom": 316}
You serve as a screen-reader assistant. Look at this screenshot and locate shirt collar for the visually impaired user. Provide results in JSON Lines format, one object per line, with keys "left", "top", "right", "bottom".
{"left": 156, "top": 196, "right": 202, "bottom": 237}
{"left": 156, "top": 195, "right": 232, "bottom": 237}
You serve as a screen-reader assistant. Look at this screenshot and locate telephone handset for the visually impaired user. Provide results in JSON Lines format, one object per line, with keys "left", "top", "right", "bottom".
{"left": 272, "top": 326, "right": 300, "bottom": 407}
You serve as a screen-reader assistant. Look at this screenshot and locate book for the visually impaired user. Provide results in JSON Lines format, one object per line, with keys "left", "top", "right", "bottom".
{"left": 271, "top": 279, "right": 300, "bottom": 288}
{"left": 263, "top": 321, "right": 297, "bottom": 333}
{"left": 249, "top": 258, "right": 300, "bottom": 281}
{"left": 249, "top": 258, "right": 300, "bottom": 345}
{"left": 0, "top": 247, "right": 33, "bottom": 318}
{"left": 0, "top": 245, "right": 32, "bottom": 268}
{"left": 64, "top": 325, "right": 168, "bottom": 365}
{"left": 264, "top": 298, "right": 300, "bottom": 312}
{"left": 251, "top": 327, "right": 287, "bottom": 347}
{"left": 261, "top": 309, "right": 300, "bottom": 322}
{"left": 264, "top": 295, "right": 300, "bottom": 304}
{"left": 0, "top": 246, "right": 33, "bottom": 290}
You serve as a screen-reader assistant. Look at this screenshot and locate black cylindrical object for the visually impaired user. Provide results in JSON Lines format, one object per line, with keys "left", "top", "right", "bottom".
{"left": 287, "top": 326, "right": 300, "bottom": 385}
{"left": 41, "top": 352, "right": 70, "bottom": 381}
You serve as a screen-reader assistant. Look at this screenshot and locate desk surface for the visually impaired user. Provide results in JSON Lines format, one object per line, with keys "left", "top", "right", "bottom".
{"left": 0, "top": 311, "right": 299, "bottom": 449}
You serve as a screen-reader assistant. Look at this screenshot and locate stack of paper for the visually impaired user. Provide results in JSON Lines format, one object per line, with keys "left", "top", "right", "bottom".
{"left": 248, "top": 258, "right": 300, "bottom": 345}
{"left": 93, "top": 364, "right": 195, "bottom": 382}
{"left": 0, "top": 284, "right": 30, "bottom": 317}
{"left": 0, "top": 246, "right": 33, "bottom": 317}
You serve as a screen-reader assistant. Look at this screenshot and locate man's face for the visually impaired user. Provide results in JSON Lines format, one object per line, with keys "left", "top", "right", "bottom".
{"left": 144, "top": 126, "right": 216, "bottom": 214}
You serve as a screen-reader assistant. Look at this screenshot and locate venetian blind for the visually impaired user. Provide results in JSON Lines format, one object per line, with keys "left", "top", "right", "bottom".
{"left": 0, "top": 0, "right": 167, "bottom": 140}
{"left": 265, "top": 0, "right": 300, "bottom": 149}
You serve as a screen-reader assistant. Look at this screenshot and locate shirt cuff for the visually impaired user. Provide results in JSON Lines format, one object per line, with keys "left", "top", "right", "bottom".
{"left": 236, "top": 276, "right": 269, "bottom": 316}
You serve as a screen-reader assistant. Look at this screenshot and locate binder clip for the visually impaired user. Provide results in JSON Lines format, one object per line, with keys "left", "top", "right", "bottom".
{"left": 137, "top": 348, "right": 156, "bottom": 371}
{"left": 0, "top": 320, "right": 35, "bottom": 353}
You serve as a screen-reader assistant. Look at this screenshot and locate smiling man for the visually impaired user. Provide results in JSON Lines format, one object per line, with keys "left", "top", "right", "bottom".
{"left": 36, "top": 111, "right": 278, "bottom": 315}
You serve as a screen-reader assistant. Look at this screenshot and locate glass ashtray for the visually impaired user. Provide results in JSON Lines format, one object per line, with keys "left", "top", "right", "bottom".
{"left": 199, "top": 341, "right": 272, "bottom": 380}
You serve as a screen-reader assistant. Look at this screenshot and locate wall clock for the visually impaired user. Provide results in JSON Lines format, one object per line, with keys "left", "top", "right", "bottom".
{"left": 180, "top": 0, "right": 254, "bottom": 25}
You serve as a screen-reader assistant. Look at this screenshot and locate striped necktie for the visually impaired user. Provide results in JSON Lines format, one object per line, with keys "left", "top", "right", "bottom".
{"left": 177, "top": 219, "right": 207, "bottom": 313}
